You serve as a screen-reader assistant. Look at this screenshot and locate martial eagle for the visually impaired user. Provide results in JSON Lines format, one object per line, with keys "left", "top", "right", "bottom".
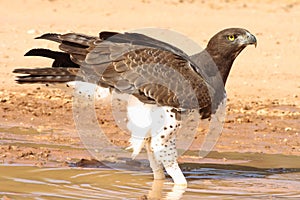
{"left": 14, "top": 28, "right": 257, "bottom": 185}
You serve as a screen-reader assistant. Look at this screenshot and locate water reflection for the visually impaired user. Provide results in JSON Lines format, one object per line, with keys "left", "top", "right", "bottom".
{"left": 0, "top": 163, "right": 300, "bottom": 199}
{"left": 149, "top": 180, "right": 186, "bottom": 200}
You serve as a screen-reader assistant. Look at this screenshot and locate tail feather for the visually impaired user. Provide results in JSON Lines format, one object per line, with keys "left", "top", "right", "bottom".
{"left": 35, "top": 33, "right": 62, "bottom": 43}
{"left": 59, "top": 43, "right": 89, "bottom": 55}
{"left": 59, "top": 33, "right": 97, "bottom": 47}
{"left": 14, "top": 32, "right": 98, "bottom": 84}
{"left": 13, "top": 68, "right": 81, "bottom": 83}
{"left": 36, "top": 32, "right": 96, "bottom": 48}
{"left": 35, "top": 32, "right": 96, "bottom": 58}
{"left": 24, "top": 48, "right": 79, "bottom": 68}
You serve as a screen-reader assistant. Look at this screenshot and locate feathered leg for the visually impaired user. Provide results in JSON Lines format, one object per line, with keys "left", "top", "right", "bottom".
{"left": 145, "top": 137, "right": 165, "bottom": 179}
{"left": 150, "top": 107, "right": 187, "bottom": 185}
{"left": 151, "top": 128, "right": 187, "bottom": 185}
{"left": 126, "top": 98, "right": 186, "bottom": 184}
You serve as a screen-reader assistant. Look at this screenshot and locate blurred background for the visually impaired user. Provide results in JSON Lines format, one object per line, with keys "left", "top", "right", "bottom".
{"left": 1, "top": 0, "right": 299, "bottom": 100}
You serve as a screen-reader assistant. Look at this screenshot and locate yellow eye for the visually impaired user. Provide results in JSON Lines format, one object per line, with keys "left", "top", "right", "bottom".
{"left": 227, "top": 35, "right": 235, "bottom": 41}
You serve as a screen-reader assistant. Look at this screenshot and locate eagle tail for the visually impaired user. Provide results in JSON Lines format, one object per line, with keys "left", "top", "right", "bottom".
{"left": 13, "top": 67, "right": 81, "bottom": 84}
{"left": 27, "top": 32, "right": 98, "bottom": 67}
{"left": 14, "top": 33, "right": 97, "bottom": 84}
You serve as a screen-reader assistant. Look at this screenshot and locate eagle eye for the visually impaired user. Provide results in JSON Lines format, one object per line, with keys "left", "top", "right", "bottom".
{"left": 227, "top": 34, "right": 236, "bottom": 41}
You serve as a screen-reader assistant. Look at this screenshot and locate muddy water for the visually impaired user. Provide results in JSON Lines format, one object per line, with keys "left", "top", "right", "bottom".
{"left": 1, "top": 154, "right": 300, "bottom": 200}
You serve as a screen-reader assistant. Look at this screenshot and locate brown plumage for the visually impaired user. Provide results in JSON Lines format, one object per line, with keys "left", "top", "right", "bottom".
{"left": 14, "top": 28, "right": 256, "bottom": 118}
{"left": 13, "top": 28, "right": 257, "bottom": 185}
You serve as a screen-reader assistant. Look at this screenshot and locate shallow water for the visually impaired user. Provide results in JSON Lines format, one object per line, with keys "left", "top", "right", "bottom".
{"left": 1, "top": 154, "right": 300, "bottom": 200}
{"left": 1, "top": 125, "right": 300, "bottom": 199}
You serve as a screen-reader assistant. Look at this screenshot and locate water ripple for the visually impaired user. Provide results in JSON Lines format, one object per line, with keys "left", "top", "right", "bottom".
{"left": 0, "top": 164, "right": 299, "bottom": 199}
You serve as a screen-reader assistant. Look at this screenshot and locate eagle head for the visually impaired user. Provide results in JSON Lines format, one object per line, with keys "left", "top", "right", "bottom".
{"left": 207, "top": 28, "right": 257, "bottom": 60}
{"left": 206, "top": 28, "right": 257, "bottom": 83}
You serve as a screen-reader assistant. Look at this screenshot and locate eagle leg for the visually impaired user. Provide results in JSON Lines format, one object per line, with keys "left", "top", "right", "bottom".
{"left": 151, "top": 131, "right": 186, "bottom": 185}
{"left": 145, "top": 137, "right": 165, "bottom": 180}
{"left": 149, "top": 106, "right": 187, "bottom": 185}
{"left": 126, "top": 99, "right": 187, "bottom": 184}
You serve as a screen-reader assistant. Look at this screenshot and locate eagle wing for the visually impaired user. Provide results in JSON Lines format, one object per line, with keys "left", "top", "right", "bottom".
{"left": 55, "top": 32, "right": 212, "bottom": 109}
{"left": 17, "top": 31, "right": 215, "bottom": 110}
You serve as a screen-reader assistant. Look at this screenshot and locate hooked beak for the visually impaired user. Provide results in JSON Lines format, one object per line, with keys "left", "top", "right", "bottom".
{"left": 245, "top": 32, "right": 257, "bottom": 47}
{"left": 239, "top": 32, "right": 257, "bottom": 48}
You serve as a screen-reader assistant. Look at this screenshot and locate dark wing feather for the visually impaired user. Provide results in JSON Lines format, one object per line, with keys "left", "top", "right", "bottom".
{"left": 99, "top": 32, "right": 188, "bottom": 59}
{"left": 25, "top": 49, "right": 80, "bottom": 68}
{"left": 36, "top": 33, "right": 97, "bottom": 64}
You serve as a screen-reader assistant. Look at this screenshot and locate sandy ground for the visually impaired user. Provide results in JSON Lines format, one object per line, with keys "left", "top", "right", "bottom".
{"left": 0, "top": 0, "right": 300, "bottom": 167}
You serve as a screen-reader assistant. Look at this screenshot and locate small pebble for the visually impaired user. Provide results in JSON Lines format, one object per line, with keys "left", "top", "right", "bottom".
{"left": 284, "top": 127, "right": 292, "bottom": 131}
